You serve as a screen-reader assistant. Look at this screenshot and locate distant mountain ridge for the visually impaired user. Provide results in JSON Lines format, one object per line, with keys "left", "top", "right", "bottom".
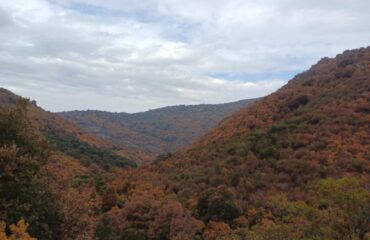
{"left": 58, "top": 98, "right": 258, "bottom": 159}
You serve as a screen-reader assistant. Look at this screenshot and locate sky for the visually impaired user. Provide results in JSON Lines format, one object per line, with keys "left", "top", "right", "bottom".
{"left": 0, "top": 0, "right": 369, "bottom": 113}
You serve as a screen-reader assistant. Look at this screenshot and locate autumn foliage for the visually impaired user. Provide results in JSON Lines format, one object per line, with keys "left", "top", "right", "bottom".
{"left": 98, "top": 47, "right": 370, "bottom": 239}
{"left": 0, "top": 47, "right": 369, "bottom": 239}
{"left": 0, "top": 219, "right": 35, "bottom": 240}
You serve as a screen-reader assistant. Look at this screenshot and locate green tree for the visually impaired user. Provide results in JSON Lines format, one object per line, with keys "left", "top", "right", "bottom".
{"left": 95, "top": 215, "right": 119, "bottom": 240}
{"left": 317, "top": 177, "right": 370, "bottom": 240}
{"left": 0, "top": 100, "right": 61, "bottom": 239}
{"left": 197, "top": 186, "right": 241, "bottom": 223}
{"left": 120, "top": 227, "right": 146, "bottom": 240}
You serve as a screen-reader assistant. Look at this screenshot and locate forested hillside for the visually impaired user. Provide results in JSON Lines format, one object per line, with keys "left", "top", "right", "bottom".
{"left": 59, "top": 99, "right": 257, "bottom": 158}
{"left": 98, "top": 47, "right": 370, "bottom": 239}
{"left": 0, "top": 47, "right": 369, "bottom": 240}
{"left": 0, "top": 88, "right": 136, "bottom": 169}
{"left": 0, "top": 98, "right": 122, "bottom": 239}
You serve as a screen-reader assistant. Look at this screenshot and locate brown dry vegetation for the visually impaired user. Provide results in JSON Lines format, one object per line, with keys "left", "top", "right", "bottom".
{"left": 99, "top": 47, "right": 370, "bottom": 239}
{"left": 0, "top": 47, "right": 369, "bottom": 240}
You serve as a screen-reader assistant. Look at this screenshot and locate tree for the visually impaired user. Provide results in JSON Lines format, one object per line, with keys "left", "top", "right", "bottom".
{"left": 102, "top": 187, "right": 118, "bottom": 212}
{"left": 0, "top": 219, "right": 36, "bottom": 240}
{"left": 0, "top": 100, "right": 60, "bottom": 239}
{"left": 197, "top": 186, "right": 241, "bottom": 224}
{"left": 120, "top": 227, "right": 146, "bottom": 240}
{"left": 95, "top": 215, "right": 119, "bottom": 240}
{"left": 203, "top": 221, "right": 232, "bottom": 240}
{"left": 58, "top": 188, "right": 95, "bottom": 240}
{"left": 317, "top": 177, "right": 370, "bottom": 240}
{"left": 0, "top": 99, "right": 50, "bottom": 158}
{"left": 148, "top": 201, "right": 202, "bottom": 239}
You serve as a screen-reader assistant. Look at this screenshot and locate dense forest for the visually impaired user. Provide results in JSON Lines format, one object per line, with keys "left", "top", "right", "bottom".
{"left": 0, "top": 88, "right": 137, "bottom": 170}
{"left": 0, "top": 47, "right": 369, "bottom": 240}
{"left": 59, "top": 99, "right": 257, "bottom": 161}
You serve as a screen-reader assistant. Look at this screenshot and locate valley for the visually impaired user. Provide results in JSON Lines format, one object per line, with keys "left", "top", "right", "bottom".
{"left": 0, "top": 47, "right": 369, "bottom": 239}
{"left": 58, "top": 98, "right": 258, "bottom": 163}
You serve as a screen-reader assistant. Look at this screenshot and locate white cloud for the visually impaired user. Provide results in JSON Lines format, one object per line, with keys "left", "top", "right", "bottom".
{"left": 0, "top": 0, "right": 369, "bottom": 112}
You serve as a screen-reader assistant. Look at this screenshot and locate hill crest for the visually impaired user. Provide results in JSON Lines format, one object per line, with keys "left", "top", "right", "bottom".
{"left": 58, "top": 98, "right": 258, "bottom": 159}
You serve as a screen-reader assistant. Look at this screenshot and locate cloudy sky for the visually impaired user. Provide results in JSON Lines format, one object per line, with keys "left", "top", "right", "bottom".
{"left": 0, "top": 0, "right": 369, "bottom": 112}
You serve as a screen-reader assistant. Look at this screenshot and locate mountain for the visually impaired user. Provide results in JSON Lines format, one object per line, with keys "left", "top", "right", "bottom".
{"left": 1, "top": 47, "right": 369, "bottom": 240}
{"left": 58, "top": 99, "right": 258, "bottom": 159}
{"left": 99, "top": 47, "right": 370, "bottom": 239}
{"left": 0, "top": 91, "right": 110, "bottom": 239}
{"left": 0, "top": 88, "right": 137, "bottom": 169}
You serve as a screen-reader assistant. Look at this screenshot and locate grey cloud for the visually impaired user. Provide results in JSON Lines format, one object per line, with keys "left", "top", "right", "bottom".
{"left": 0, "top": 8, "right": 13, "bottom": 28}
{"left": 0, "top": 0, "right": 369, "bottom": 112}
